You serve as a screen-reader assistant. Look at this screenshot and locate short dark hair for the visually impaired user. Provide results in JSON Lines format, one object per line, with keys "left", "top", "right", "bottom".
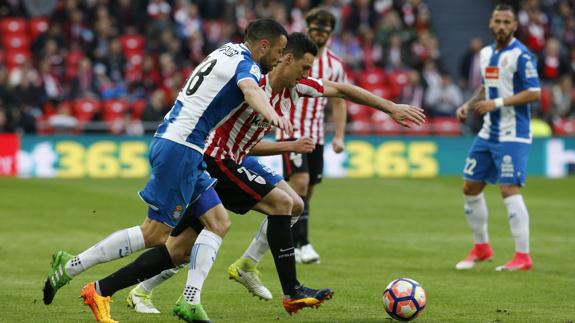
{"left": 494, "top": 3, "right": 516, "bottom": 19}
{"left": 245, "top": 18, "right": 288, "bottom": 44}
{"left": 285, "top": 33, "right": 318, "bottom": 59}
{"left": 305, "top": 7, "right": 336, "bottom": 30}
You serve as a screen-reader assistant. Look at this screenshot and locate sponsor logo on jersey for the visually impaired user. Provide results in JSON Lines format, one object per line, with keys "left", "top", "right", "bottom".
{"left": 250, "top": 115, "right": 271, "bottom": 129}
{"left": 525, "top": 60, "right": 538, "bottom": 78}
{"left": 485, "top": 66, "right": 499, "bottom": 79}
{"left": 250, "top": 64, "right": 261, "bottom": 80}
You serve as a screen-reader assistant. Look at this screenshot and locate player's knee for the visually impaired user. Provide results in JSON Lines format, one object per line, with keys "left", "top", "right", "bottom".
{"left": 168, "top": 247, "right": 189, "bottom": 266}
{"left": 462, "top": 182, "right": 483, "bottom": 196}
{"left": 270, "top": 191, "right": 294, "bottom": 215}
{"left": 140, "top": 221, "right": 170, "bottom": 248}
{"left": 210, "top": 216, "right": 231, "bottom": 238}
{"left": 499, "top": 185, "right": 520, "bottom": 198}
{"left": 291, "top": 194, "right": 304, "bottom": 216}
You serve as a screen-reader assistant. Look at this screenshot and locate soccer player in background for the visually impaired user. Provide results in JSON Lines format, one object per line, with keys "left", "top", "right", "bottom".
{"left": 43, "top": 19, "right": 290, "bottom": 323}
{"left": 122, "top": 32, "right": 424, "bottom": 315}
{"left": 280, "top": 7, "right": 348, "bottom": 264}
{"left": 454, "top": 4, "right": 540, "bottom": 271}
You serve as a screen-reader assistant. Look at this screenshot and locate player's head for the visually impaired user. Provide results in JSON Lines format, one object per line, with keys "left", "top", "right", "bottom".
{"left": 305, "top": 7, "right": 336, "bottom": 48}
{"left": 489, "top": 4, "right": 517, "bottom": 45}
{"left": 277, "top": 33, "right": 318, "bottom": 87}
{"left": 245, "top": 19, "right": 288, "bottom": 74}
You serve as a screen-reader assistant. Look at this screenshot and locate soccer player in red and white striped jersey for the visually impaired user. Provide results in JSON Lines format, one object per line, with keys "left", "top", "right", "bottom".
{"left": 126, "top": 32, "right": 425, "bottom": 315}
{"left": 278, "top": 8, "right": 348, "bottom": 264}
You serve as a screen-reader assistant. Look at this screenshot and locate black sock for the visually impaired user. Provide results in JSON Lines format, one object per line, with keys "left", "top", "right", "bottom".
{"left": 291, "top": 197, "right": 309, "bottom": 247}
{"left": 97, "top": 245, "right": 174, "bottom": 297}
{"left": 267, "top": 215, "right": 298, "bottom": 296}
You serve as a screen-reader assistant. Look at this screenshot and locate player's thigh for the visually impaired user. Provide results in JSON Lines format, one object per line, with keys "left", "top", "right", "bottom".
{"left": 205, "top": 156, "right": 280, "bottom": 215}
{"left": 493, "top": 141, "right": 530, "bottom": 187}
{"left": 274, "top": 180, "right": 304, "bottom": 216}
{"left": 140, "top": 218, "right": 172, "bottom": 247}
{"left": 139, "top": 138, "right": 208, "bottom": 228}
{"left": 307, "top": 144, "right": 325, "bottom": 186}
{"left": 463, "top": 137, "right": 498, "bottom": 184}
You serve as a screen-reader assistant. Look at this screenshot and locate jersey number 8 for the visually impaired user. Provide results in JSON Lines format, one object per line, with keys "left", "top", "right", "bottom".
{"left": 185, "top": 59, "right": 218, "bottom": 96}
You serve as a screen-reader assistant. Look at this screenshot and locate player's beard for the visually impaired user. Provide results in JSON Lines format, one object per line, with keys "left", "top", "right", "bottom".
{"left": 493, "top": 30, "right": 513, "bottom": 45}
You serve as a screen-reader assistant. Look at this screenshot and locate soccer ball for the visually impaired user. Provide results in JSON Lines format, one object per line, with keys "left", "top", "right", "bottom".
{"left": 383, "top": 278, "right": 427, "bottom": 321}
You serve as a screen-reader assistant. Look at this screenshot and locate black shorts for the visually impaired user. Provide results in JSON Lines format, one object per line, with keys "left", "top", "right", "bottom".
{"left": 281, "top": 143, "right": 324, "bottom": 185}
{"left": 204, "top": 155, "right": 283, "bottom": 214}
{"left": 171, "top": 155, "right": 283, "bottom": 236}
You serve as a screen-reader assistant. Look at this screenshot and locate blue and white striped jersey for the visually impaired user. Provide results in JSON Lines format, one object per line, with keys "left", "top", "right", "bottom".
{"left": 478, "top": 38, "right": 540, "bottom": 143}
{"left": 155, "top": 43, "right": 262, "bottom": 152}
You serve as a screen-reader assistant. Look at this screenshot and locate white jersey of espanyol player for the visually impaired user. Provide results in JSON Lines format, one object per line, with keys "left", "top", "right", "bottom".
{"left": 204, "top": 75, "right": 324, "bottom": 164}
{"left": 155, "top": 43, "right": 263, "bottom": 153}
{"left": 478, "top": 38, "right": 540, "bottom": 143}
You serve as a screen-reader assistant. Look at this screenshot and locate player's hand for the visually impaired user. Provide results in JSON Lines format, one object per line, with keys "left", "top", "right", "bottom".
{"left": 292, "top": 137, "right": 315, "bottom": 153}
{"left": 331, "top": 136, "right": 344, "bottom": 153}
{"left": 456, "top": 104, "right": 469, "bottom": 122}
{"left": 271, "top": 114, "right": 293, "bottom": 135}
{"left": 389, "top": 104, "right": 426, "bottom": 128}
{"left": 473, "top": 100, "right": 497, "bottom": 115}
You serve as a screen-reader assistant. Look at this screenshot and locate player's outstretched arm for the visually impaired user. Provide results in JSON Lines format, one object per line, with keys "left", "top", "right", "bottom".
{"left": 322, "top": 80, "right": 426, "bottom": 127}
{"left": 473, "top": 89, "right": 540, "bottom": 115}
{"left": 250, "top": 137, "right": 315, "bottom": 156}
{"left": 238, "top": 79, "right": 293, "bottom": 134}
{"left": 330, "top": 97, "right": 346, "bottom": 153}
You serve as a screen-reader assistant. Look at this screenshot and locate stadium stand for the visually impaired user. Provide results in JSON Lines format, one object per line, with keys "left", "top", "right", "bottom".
{"left": 0, "top": 0, "right": 573, "bottom": 136}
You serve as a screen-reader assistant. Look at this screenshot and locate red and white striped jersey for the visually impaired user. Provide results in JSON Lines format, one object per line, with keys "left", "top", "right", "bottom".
{"left": 276, "top": 48, "right": 347, "bottom": 144}
{"left": 204, "top": 75, "right": 324, "bottom": 164}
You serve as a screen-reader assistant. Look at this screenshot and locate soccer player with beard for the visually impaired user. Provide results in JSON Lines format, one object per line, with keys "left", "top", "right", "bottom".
{"left": 122, "top": 32, "right": 424, "bottom": 316}
{"left": 42, "top": 19, "right": 290, "bottom": 323}
{"left": 454, "top": 4, "right": 540, "bottom": 272}
{"left": 279, "top": 8, "right": 348, "bottom": 264}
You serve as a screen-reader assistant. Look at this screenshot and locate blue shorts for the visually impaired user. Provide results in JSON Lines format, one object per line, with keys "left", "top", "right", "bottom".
{"left": 463, "top": 137, "right": 530, "bottom": 186}
{"left": 139, "top": 138, "right": 216, "bottom": 227}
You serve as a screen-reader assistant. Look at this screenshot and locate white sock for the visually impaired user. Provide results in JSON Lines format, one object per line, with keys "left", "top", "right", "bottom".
{"left": 504, "top": 194, "right": 530, "bottom": 253}
{"left": 464, "top": 193, "right": 489, "bottom": 244}
{"left": 139, "top": 265, "right": 183, "bottom": 293}
{"left": 242, "top": 218, "right": 270, "bottom": 263}
{"left": 183, "top": 230, "right": 222, "bottom": 305}
{"left": 65, "top": 226, "right": 145, "bottom": 277}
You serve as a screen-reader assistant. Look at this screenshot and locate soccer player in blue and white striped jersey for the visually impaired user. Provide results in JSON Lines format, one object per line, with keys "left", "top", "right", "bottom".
{"left": 455, "top": 4, "right": 540, "bottom": 272}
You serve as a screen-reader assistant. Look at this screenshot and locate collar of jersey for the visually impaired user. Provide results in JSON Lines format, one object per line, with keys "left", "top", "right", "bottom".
{"left": 492, "top": 37, "right": 517, "bottom": 53}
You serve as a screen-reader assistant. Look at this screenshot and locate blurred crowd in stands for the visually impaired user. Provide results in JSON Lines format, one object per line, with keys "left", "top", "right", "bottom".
{"left": 0, "top": 0, "right": 574, "bottom": 136}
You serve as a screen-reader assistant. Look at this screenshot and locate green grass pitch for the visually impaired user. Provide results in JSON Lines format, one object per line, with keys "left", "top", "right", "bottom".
{"left": 0, "top": 177, "right": 574, "bottom": 322}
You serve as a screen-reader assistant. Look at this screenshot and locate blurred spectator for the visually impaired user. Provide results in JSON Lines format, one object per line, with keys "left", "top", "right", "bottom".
{"left": 359, "top": 29, "right": 383, "bottom": 68}
{"left": 518, "top": 0, "right": 548, "bottom": 53}
{"left": 344, "top": 0, "right": 378, "bottom": 32}
{"left": 382, "top": 33, "right": 409, "bottom": 70}
{"left": 70, "top": 57, "right": 99, "bottom": 99}
{"left": 459, "top": 37, "right": 483, "bottom": 92}
{"left": 400, "top": 70, "right": 425, "bottom": 109}
{"left": 538, "top": 38, "right": 565, "bottom": 82}
{"left": 141, "top": 90, "right": 169, "bottom": 123}
{"left": 424, "top": 73, "right": 463, "bottom": 117}
{"left": 48, "top": 101, "right": 78, "bottom": 134}
{"left": 551, "top": 74, "right": 574, "bottom": 118}
{"left": 0, "top": 108, "right": 13, "bottom": 133}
